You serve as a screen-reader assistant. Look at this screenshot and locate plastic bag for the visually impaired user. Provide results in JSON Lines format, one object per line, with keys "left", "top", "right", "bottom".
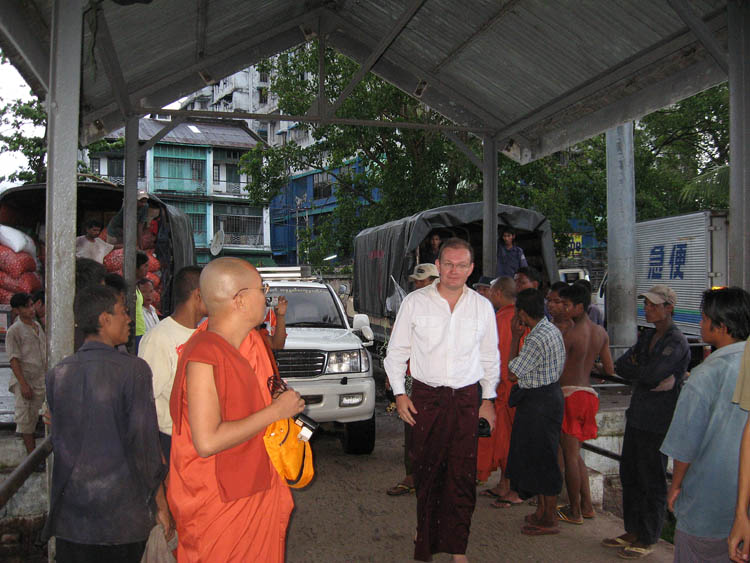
{"left": 0, "top": 225, "right": 36, "bottom": 255}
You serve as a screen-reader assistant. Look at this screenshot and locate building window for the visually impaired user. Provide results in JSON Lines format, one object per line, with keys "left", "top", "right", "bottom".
{"left": 108, "top": 158, "right": 124, "bottom": 182}
{"left": 258, "top": 87, "right": 268, "bottom": 105}
{"left": 313, "top": 171, "right": 333, "bottom": 200}
{"left": 153, "top": 157, "right": 206, "bottom": 193}
{"left": 214, "top": 203, "right": 263, "bottom": 246}
{"left": 138, "top": 160, "right": 146, "bottom": 179}
{"left": 225, "top": 164, "right": 241, "bottom": 194}
{"left": 170, "top": 201, "right": 208, "bottom": 246}
{"left": 90, "top": 157, "right": 100, "bottom": 175}
{"left": 213, "top": 164, "right": 220, "bottom": 184}
{"left": 259, "top": 70, "right": 269, "bottom": 83}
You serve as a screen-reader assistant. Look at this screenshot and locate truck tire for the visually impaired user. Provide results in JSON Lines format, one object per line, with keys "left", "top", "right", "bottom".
{"left": 342, "top": 414, "right": 376, "bottom": 455}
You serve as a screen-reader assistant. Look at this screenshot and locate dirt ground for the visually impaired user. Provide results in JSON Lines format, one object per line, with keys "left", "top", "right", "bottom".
{"left": 285, "top": 404, "right": 674, "bottom": 563}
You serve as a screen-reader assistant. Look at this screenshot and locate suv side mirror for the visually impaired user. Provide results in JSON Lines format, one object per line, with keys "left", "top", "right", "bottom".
{"left": 352, "top": 313, "right": 374, "bottom": 346}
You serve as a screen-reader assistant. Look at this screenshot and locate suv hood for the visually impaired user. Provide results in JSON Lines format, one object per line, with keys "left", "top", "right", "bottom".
{"left": 283, "top": 327, "right": 363, "bottom": 351}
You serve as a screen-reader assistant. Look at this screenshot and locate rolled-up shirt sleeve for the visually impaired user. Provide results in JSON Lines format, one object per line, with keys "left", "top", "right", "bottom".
{"left": 383, "top": 296, "right": 414, "bottom": 396}
{"left": 478, "top": 301, "right": 500, "bottom": 399}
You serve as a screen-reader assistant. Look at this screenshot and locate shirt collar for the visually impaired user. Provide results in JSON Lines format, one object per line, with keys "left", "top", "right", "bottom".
{"left": 706, "top": 340, "right": 746, "bottom": 360}
{"left": 79, "top": 340, "right": 117, "bottom": 352}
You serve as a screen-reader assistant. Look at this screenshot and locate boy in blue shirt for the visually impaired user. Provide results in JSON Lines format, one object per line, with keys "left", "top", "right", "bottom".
{"left": 660, "top": 287, "right": 750, "bottom": 562}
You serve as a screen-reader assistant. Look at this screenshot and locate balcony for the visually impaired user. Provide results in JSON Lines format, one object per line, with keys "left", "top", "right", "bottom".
{"left": 153, "top": 177, "right": 207, "bottom": 195}
{"left": 212, "top": 180, "right": 247, "bottom": 196}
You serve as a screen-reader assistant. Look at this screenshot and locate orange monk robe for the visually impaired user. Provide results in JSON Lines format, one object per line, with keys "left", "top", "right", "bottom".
{"left": 168, "top": 327, "right": 293, "bottom": 562}
{"left": 476, "top": 304, "right": 528, "bottom": 482}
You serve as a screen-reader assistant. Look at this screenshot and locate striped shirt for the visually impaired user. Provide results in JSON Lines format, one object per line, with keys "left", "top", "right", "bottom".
{"left": 508, "top": 317, "right": 565, "bottom": 389}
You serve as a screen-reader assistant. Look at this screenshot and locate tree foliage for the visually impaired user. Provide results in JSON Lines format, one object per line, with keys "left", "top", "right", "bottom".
{"left": 0, "top": 96, "right": 47, "bottom": 184}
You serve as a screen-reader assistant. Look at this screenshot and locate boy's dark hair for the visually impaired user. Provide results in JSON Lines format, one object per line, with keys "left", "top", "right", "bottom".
{"left": 438, "top": 237, "right": 474, "bottom": 263}
{"left": 574, "top": 278, "right": 593, "bottom": 294}
{"left": 10, "top": 293, "right": 30, "bottom": 309}
{"left": 173, "top": 266, "right": 202, "bottom": 306}
{"left": 701, "top": 287, "right": 750, "bottom": 341}
{"left": 560, "top": 283, "right": 591, "bottom": 310}
{"left": 549, "top": 281, "right": 568, "bottom": 294}
{"left": 501, "top": 226, "right": 515, "bottom": 236}
{"left": 85, "top": 218, "right": 103, "bottom": 230}
{"left": 515, "top": 288, "right": 545, "bottom": 320}
{"left": 75, "top": 285, "right": 119, "bottom": 336}
{"left": 137, "top": 278, "right": 154, "bottom": 289}
{"left": 31, "top": 290, "right": 44, "bottom": 304}
{"left": 516, "top": 266, "right": 541, "bottom": 285}
{"left": 76, "top": 258, "right": 107, "bottom": 290}
{"left": 136, "top": 251, "right": 149, "bottom": 269}
{"left": 104, "top": 273, "right": 128, "bottom": 296}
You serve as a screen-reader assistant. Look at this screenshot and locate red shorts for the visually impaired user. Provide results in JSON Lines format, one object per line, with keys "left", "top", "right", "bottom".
{"left": 561, "top": 390, "right": 599, "bottom": 442}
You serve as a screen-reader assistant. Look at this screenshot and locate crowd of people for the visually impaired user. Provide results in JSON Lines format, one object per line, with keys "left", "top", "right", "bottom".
{"left": 5, "top": 229, "right": 750, "bottom": 562}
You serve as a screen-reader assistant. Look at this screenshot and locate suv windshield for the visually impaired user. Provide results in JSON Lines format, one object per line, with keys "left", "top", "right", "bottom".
{"left": 270, "top": 286, "right": 345, "bottom": 328}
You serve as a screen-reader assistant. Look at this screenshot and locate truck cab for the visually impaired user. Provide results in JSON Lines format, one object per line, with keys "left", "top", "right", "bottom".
{"left": 260, "top": 268, "right": 376, "bottom": 455}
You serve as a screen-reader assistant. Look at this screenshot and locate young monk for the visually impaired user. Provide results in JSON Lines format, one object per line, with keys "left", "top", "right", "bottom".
{"left": 168, "top": 257, "right": 305, "bottom": 562}
{"left": 556, "top": 283, "right": 614, "bottom": 524}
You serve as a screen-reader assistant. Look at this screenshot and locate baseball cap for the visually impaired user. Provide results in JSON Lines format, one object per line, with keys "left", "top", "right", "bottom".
{"left": 638, "top": 284, "right": 677, "bottom": 306}
{"left": 472, "top": 276, "right": 495, "bottom": 290}
{"left": 409, "top": 263, "right": 439, "bottom": 281}
{"left": 137, "top": 190, "right": 149, "bottom": 200}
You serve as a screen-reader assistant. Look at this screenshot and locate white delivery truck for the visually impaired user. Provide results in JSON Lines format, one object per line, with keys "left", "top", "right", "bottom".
{"left": 596, "top": 210, "right": 728, "bottom": 337}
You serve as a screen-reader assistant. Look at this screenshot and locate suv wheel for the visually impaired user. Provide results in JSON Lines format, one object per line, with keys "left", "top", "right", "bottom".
{"left": 342, "top": 414, "right": 376, "bottom": 455}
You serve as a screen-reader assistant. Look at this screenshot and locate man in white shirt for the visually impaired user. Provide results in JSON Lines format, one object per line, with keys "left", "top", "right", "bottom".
{"left": 75, "top": 219, "right": 114, "bottom": 264}
{"left": 138, "top": 266, "right": 205, "bottom": 464}
{"left": 385, "top": 238, "right": 499, "bottom": 563}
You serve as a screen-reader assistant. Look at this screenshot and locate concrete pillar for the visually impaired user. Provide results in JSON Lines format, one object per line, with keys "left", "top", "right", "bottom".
{"left": 606, "top": 122, "right": 637, "bottom": 355}
{"left": 482, "top": 135, "right": 498, "bottom": 277}
{"left": 124, "top": 115, "right": 139, "bottom": 333}
{"left": 728, "top": 0, "right": 750, "bottom": 288}
{"left": 46, "top": 0, "right": 82, "bottom": 368}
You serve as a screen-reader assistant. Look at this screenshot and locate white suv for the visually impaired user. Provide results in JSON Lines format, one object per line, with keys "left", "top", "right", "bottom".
{"left": 262, "top": 276, "right": 376, "bottom": 455}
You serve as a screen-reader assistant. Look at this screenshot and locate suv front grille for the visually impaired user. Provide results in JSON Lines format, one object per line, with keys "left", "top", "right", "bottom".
{"left": 274, "top": 350, "right": 326, "bottom": 378}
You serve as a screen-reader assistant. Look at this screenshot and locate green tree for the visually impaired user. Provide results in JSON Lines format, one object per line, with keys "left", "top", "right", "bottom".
{"left": 0, "top": 96, "right": 47, "bottom": 184}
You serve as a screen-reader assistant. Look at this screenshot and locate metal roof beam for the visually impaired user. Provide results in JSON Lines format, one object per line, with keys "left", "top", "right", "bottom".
{"left": 328, "top": 0, "right": 426, "bottom": 116}
{"left": 443, "top": 131, "right": 482, "bottom": 169}
{"left": 0, "top": 1, "right": 49, "bottom": 93}
{"left": 139, "top": 107, "right": 494, "bottom": 134}
{"left": 667, "top": 0, "right": 728, "bottom": 75}
{"left": 87, "top": 5, "right": 132, "bottom": 117}
{"left": 431, "top": 0, "right": 521, "bottom": 75}
{"left": 138, "top": 116, "right": 185, "bottom": 157}
{"left": 493, "top": 9, "right": 727, "bottom": 145}
{"left": 196, "top": 0, "right": 209, "bottom": 62}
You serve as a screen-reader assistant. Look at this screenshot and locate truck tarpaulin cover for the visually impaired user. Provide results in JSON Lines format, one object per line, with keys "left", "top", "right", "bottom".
{"left": 353, "top": 202, "right": 558, "bottom": 319}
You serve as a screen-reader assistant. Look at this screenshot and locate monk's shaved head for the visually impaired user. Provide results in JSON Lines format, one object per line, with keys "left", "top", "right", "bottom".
{"left": 200, "top": 257, "right": 261, "bottom": 315}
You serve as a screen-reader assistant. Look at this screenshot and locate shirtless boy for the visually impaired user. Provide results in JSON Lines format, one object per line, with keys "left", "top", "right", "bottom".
{"left": 556, "top": 283, "right": 614, "bottom": 524}
{"left": 547, "top": 281, "right": 573, "bottom": 334}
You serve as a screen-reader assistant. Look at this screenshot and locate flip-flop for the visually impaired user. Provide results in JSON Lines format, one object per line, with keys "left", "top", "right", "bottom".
{"left": 602, "top": 537, "right": 632, "bottom": 548}
{"left": 490, "top": 498, "right": 524, "bottom": 509}
{"left": 556, "top": 507, "right": 584, "bottom": 525}
{"left": 521, "top": 524, "right": 560, "bottom": 536}
{"left": 386, "top": 483, "right": 415, "bottom": 496}
{"left": 618, "top": 546, "right": 653, "bottom": 559}
{"left": 479, "top": 489, "right": 502, "bottom": 498}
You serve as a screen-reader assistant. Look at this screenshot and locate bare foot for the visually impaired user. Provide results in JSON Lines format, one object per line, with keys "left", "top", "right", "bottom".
{"left": 451, "top": 554, "right": 468, "bottom": 562}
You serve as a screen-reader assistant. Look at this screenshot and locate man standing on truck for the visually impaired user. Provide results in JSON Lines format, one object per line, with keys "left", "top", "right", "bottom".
{"left": 602, "top": 284, "right": 690, "bottom": 559}
{"left": 556, "top": 283, "right": 614, "bottom": 525}
{"left": 496, "top": 227, "right": 528, "bottom": 278}
{"left": 385, "top": 238, "right": 499, "bottom": 562}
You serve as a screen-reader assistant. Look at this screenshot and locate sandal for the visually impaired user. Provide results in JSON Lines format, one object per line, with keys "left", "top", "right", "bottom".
{"left": 602, "top": 537, "right": 633, "bottom": 548}
{"left": 479, "top": 488, "right": 502, "bottom": 498}
{"left": 386, "top": 482, "right": 415, "bottom": 496}
{"left": 556, "top": 506, "right": 583, "bottom": 525}
{"left": 521, "top": 524, "right": 560, "bottom": 536}
{"left": 490, "top": 498, "right": 524, "bottom": 509}
{"left": 618, "top": 546, "right": 653, "bottom": 559}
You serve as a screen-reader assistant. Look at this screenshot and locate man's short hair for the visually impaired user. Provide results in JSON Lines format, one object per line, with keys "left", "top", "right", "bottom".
{"left": 31, "top": 290, "right": 44, "bottom": 304}
{"left": 559, "top": 283, "right": 591, "bottom": 310}
{"left": 515, "top": 288, "right": 545, "bottom": 320}
{"left": 173, "top": 266, "right": 202, "bottom": 306}
{"left": 76, "top": 258, "right": 107, "bottom": 290}
{"left": 10, "top": 293, "right": 30, "bottom": 309}
{"left": 549, "top": 281, "right": 568, "bottom": 294}
{"left": 516, "top": 266, "right": 541, "bottom": 285}
{"left": 701, "top": 287, "right": 750, "bottom": 341}
{"left": 491, "top": 276, "right": 516, "bottom": 300}
{"left": 500, "top": 226, "right": 515, "bottom": 236}
{"left": 137, "top": 278, "right": 154, "bottom": 289}
{"left": 85, "top": 218, "right": 103, "bottom": 230}
{"left": 104, "top": 273, "right": 127, "bottom": 296}
{"left": 75, "top": 285, "right": 119, "bottom": 336}
{"left": 136, "top": 251, "right": 149, "bottom": 269}
{"left": 574, "top": 279, "right": 593, "bottom": 294}
{"left": 438, "top": 237, "right": 474, "bottom": 263}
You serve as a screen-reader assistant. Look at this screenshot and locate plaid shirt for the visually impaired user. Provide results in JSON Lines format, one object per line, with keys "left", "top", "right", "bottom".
{"left": 508, "top": 317, "right": 565, "bottom": 389}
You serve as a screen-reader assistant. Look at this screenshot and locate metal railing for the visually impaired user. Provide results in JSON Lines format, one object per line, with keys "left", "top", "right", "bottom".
{"left": 0, "top": 436, "right": 52, "bottom": 510}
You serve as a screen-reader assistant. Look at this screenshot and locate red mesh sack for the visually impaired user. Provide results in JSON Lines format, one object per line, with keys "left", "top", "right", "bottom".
{"left": 103, "top": 248, "right": 123, "bottom": 273}
{"left": 0, "top": 288, "right": 12, "bottom": 304}
{"left": 146, "top": 271, "right": 160, "bottom": 289}
{"left": 20, "top": 271, "right": 42, "bottom": 293}
{"left": 145, "top": 250, "right": 160, "bottom": 273}
{"left": 0, "top": 245, "right": 36, "bottom": 277}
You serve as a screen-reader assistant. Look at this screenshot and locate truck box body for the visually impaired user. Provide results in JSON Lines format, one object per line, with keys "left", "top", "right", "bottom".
{"left": 634, "top": 210, "right": 728, "bottom": 336}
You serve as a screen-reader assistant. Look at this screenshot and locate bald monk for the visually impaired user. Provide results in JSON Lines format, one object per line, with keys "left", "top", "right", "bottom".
{"left": 168, "top": 257, "right": 305, "bottom": 562}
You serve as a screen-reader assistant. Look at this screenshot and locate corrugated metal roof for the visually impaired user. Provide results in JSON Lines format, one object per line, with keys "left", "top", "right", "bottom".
{"left": 107, "top": 119, "right": 258, "bottom": 149}
{"left": 0, "top": 0, "right": 729, "bottom": 163}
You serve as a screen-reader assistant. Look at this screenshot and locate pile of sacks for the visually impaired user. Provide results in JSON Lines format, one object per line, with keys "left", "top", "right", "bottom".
{"left": 0, "top": 225, "right": 42, "bottom": 304}
{"left": 103, "top": 248, "right": 162, "bottom": 307}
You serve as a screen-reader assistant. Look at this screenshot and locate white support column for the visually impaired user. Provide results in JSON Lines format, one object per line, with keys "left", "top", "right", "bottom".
{"left": 482, "top": 135, "right": 498, "bottom": 276}
{"left": 606, "top": 123, "right": 637, "bottom": 355}
{"left": 46, "top": 0, "right": 83, "bottom": 368}
{"left": 263, "top": 207, "right": 271, "bottom": 250}
{"left": 728, "top": 0, "right": 750, "bottom": 287}
{"left": 206, "top": 202, "right": 214, "bottom": 246}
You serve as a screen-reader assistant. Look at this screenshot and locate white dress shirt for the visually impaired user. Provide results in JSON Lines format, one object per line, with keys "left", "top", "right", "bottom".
{"left": 384, "top": 280, "right": 500, "bottom": 400}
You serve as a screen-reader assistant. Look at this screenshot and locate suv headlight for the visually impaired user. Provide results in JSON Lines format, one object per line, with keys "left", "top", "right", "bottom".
{"left": 326, "top": 350, "right": 369, "bottom": 373}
